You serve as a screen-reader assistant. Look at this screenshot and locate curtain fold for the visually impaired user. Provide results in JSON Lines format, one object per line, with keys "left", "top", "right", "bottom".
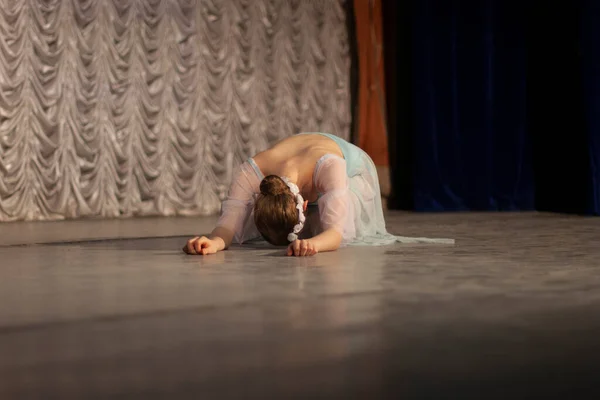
{"left": 353, "top": 0, "right": 387, "bottom": 165}
{"left": 353, "top": 0, "right": 389, "bottom": 196}
{"left": 387, "top": 0, "right": 600, "bottom": 215}
{"left": 0, "top": 0, "right": 352, "bottom": 222}
{"left": 527, "top": 0, "right": 588, "bottom": 214}
{"left": 582, "top": 0, "right": 600, "bottom": 214}
{"left": 410, "top": 0, "right": 532, "bottom": 211}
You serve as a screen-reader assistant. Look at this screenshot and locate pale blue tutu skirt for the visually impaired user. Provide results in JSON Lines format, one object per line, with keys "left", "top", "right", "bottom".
{"left": 304, "top": 133, "right": 454, "bottom": 246}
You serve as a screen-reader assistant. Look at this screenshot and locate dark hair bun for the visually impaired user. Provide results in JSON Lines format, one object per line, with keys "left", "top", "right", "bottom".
{"left": 260, "top": 175, "right": 289, "bottom": 196}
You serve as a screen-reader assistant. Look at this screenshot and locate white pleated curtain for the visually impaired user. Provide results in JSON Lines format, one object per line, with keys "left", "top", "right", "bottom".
{"left": 0, "top": 0, "right": 351, "bottom": 221}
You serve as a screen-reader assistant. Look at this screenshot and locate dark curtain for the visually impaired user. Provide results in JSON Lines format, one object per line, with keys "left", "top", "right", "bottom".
{"left": 386, "top": 0, "right": 600, "bottom": 215}
{"left": 582, "top": 0, "right": 600, "bottom": 214}
{"left": 383, "top": 0, "right": 414, "bottom": 210}
{"left": 528, "top": 1, "right": 587, "bottom": 214}
{"left": 345, "top": 0, "right": 360, "bottom": 145}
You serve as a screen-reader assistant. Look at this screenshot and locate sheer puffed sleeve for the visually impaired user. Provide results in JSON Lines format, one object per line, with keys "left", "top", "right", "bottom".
{"left": 216, "top": 160, "right": 262, "bottom": 244}
{"left": 314, "top": 155, "right": 354, "bottom": 240}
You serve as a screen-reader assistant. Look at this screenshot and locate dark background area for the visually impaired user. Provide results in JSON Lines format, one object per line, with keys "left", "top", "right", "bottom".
{"left": 382, "top": 0, "right": 600, "bottom": 216}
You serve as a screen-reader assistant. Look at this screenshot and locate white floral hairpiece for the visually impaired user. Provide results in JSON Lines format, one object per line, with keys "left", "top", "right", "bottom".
{"left": 281, "top": 177, "right": 305, "bottom": 242}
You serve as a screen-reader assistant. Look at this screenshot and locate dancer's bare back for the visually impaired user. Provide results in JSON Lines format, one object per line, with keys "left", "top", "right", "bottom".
{"left": 252, "top": 134, "right": 344, "bottom": 201}
{"left": 184, "top": 133, "right": 345, "bottom": 256}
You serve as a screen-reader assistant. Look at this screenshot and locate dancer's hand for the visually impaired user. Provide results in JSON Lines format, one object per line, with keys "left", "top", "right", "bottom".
{"left": 287, "top": 239, "right": 318, "bottom": 257}
{"left": 184, "top": 236, "right": 220, "bottom": 255}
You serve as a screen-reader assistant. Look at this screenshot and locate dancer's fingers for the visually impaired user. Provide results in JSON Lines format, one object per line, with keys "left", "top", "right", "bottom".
{"left": 186, "top": 237, "right": 200, "bottom": 254}
{"left": 300, "top": 240, "right": 309, "bottom": 256}
{"left": 201, "top": 245, "right": 217, "bottom": 255}
{"left": 293, "top": 240, "right": 301, "bottom": 256}
{"left": 193, "top": 236, "right": 210, "bottom": 253}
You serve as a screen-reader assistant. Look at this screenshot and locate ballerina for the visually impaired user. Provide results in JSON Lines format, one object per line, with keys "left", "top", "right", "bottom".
{"left": 184, "top": 132, "right": 452, "bottom": 257}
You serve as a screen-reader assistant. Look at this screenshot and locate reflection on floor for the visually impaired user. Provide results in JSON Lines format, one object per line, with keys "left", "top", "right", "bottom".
{"left": 1, "top": 212, "right": 599, "bottom": 398}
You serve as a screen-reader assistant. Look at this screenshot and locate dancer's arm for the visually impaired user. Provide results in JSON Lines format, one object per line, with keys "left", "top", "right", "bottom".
{"left": 287, "top": 228, "right": 342, "bottom": 256}
{"left": 184, "top": 226, "right": 232, "bottom": 255}
{"left": 184, "top": 161, "right": 260, "bottom": 255}
{"left": 287, "top": 155, "right": 349, "bottom": 256}
{"left": 310, "top": 228, "right": 343, "bottom": 252}
{"left": 209, "top": 226, "right": 233, "bottom": 250}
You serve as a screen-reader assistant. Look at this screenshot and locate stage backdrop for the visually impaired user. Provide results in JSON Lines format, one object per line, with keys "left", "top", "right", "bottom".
{"left": 385, "top": 0, "right": 600, "bottom": 215}
{"left": 0, "top": 0, "right": 352, "bottom": 222}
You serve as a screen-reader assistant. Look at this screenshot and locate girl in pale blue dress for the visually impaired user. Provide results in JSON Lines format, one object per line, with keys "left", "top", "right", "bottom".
{"left": 185, "top": 133, "right": 452, "bottom": 256}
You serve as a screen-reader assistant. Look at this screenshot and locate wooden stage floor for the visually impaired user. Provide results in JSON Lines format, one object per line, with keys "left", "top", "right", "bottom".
{"left": 1, "top": 212, "right": 599, "bottom": 398}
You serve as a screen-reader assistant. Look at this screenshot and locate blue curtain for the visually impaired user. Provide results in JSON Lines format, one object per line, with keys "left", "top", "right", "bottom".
{"left": 386, "top": 0, "right": 600, "bottom": 215}
{"left": 527, "top": 0, "right": 588, "bottom": 214}
{"left": 583, "top": 0, "right": 600, "bottom": 214}
{"left": 411, "top": 0, "right": 532, "bottom": 211}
